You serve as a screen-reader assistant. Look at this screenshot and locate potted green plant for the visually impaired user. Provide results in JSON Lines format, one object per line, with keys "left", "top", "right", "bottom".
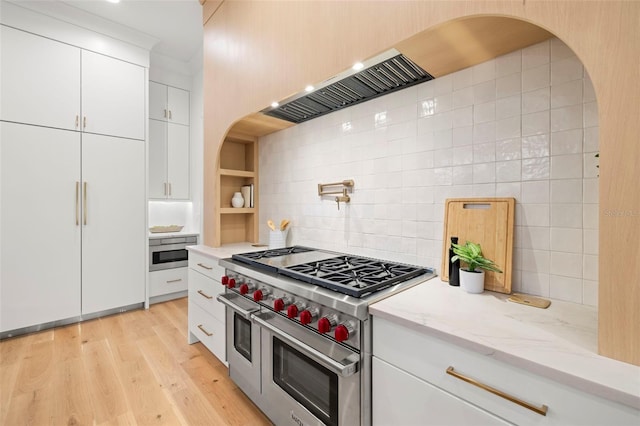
{"left": 451, "top": 241, "right": 503, "bottom": 293}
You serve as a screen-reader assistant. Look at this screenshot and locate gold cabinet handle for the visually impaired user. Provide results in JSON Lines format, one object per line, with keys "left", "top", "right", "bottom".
{"left": 168, "top": 110, "right": 172, "bottom": 120}
{"left": 164, "top": 109, "right": 167, "bottom": 118}
{"left": 75, "top": 182, "right": 80, "bottom": 225}
{"left": 446, "top": 367, "right": 548, "bottom": 416}
{"left": 164, "top": 182, "right": 167, "bottom": 196}
{"left": 197, "top": 289, "right": 213, "bottom": 299}
{"left": 83, "top": 116, "right": 87, "bottom": 129}
{"left": 75, "top": 115, "right": 79, "bottom": 129}
{"left": 197, "top": 324, "right": 212, "bottom": 337}
{"left": 166, "top": 278, "right": 182, "bottom": 283}
{"left": 83, "top": 182, "right": 88, "bottom": 225}
{"left": 168, "top": 183, "right": 172, "bottom": 196}
{"left": 197, "top": 263, "right": 212, "bottom": 270}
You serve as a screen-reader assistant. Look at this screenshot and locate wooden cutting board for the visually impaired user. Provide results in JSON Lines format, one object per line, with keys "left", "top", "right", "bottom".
{"left": 441, "top": 198, "right": 515, "bottom": 294}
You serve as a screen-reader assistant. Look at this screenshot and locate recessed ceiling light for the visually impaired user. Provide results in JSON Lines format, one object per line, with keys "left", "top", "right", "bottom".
{"left": 352, "top": 62, "right": 364, "bottom": 71}
{"left": 271, "top": 101, "right": 279, "bottom": 108}
{"left": 305, "top": 85, "right": 314, "bottom": 92}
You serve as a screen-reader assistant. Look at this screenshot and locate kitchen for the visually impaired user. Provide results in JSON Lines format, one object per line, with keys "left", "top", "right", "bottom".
{"left": 1, "top": 1, "right": 639, "bottom": 425}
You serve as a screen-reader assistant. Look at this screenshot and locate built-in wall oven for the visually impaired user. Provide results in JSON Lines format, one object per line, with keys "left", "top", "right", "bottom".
{"left": 149, "top": 236, "right": 197, "bottom": 271}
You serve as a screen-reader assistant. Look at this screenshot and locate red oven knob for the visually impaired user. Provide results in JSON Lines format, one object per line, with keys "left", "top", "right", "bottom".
{"left": 273, "top": 297, "right": 291, "bottom": 311}
{"left": 287, "top": 304, "right": 299, "bottom": 318}
{"left": 299, "top": 307, "right": 319, "bottom": 325}
{"left": 239, "top": 282, "right": 254, "bottom": 295}
{"left": 253, "top": 287, "right": 270, "bottom": 302}
{"left": 318, "top": 314, "right": 337, "bottom": 333}
{"left": 221, "top": 276, "right": 229, "bottom": 285}
{"left": 335, "top": 323, "right": 354, "bottom": 342}
{"left": 227, "top": 278, "right": 236, "bottom": 288}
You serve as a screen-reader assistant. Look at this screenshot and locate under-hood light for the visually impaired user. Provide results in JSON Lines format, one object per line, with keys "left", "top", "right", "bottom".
{"left": 304, "top": 85, "right": 314, "bottom": 92}
{"left": 271, "top": 101, "right": 279, "bottom": 108}
{"left": 352, "top": 62, "right": 364, "bottom": 71}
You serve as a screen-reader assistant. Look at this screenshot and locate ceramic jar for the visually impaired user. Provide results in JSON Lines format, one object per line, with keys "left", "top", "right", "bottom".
{"left": 231, "top": 192, "right": 244, "bottom": 208}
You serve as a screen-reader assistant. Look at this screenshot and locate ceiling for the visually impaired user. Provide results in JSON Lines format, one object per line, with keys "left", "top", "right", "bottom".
{"left": 9, "top": 0, "right": 203, "bottom": 63}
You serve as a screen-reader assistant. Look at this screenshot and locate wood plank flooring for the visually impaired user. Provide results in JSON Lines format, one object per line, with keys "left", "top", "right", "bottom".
{"left": 0, "top": 297, "right": 272, "bottom": 426}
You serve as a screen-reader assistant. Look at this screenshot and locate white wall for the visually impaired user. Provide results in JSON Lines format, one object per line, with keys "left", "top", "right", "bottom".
{"left": 259, "top": 38, "right": 599, "bottom": 306}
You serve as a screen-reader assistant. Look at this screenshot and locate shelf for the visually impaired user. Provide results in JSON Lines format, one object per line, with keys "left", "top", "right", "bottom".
{"left": 219, "top": 168, "right": 255, "bottom": 178}
{"left": 220, "top": 208, "right": 255, "bottom": 214}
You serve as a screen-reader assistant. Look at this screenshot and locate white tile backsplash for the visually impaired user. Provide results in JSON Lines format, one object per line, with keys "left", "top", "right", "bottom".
{"left": 259, "top": 38, "right": 599, "bottom": 306}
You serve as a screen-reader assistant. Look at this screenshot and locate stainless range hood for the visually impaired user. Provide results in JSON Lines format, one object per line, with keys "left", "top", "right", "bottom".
{"left": 262, "top": 49, "right": 434, "bottom": 124}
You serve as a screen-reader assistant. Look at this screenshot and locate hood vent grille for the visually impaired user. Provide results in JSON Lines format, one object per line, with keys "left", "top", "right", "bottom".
{"left": 263, "top": 53, "right": 434, "bottom": 124}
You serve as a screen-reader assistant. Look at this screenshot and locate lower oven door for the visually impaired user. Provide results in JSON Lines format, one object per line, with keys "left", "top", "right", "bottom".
{"left": 217, "top": 293, "right": 261, "bottom": 404}
{"left": 253, "top": 311, "right": 360, "bottom": 426}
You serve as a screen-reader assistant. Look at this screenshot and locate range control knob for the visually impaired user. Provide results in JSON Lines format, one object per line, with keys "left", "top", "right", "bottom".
{"left": 273, "top": 296, "right": 292, "bottom": 311}
{"left": 239, "top": 282, "right": 255, "bottom": 295}
{"left": 221, "top": 276, "right": 229, "bottom": 285}
{"left": 227, "top": 278, "right": 236, "bottom": 288}
{"left": 335, "top": 322, "right": 354, "bottom": 342}
{"left": 253, "top": 287, "right": 271, "bottom": 302}
{"left": 287, "top": 302, "right": 307, "bottom": 319}
{"left": 318, "top": 314, "right": 338, "bottom": 333}
{"left": 299, "top": 307, "right": 319, "bottom": 325}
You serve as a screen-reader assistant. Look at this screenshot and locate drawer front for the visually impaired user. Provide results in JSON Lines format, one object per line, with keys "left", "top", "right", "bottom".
{"left": 373, "top": 316, "right": 640, "bottom": 426}
{"left": 188, "top": 251, "right": 225, "bottom": 281}
{"left": 188, "top": 269, "right": 226, "bottom": 323}
{"left": 149, "top": 268, "right": 188, "bottom": 297}
{"left": 189, "top": 301, "right": 225, "bottom": 363}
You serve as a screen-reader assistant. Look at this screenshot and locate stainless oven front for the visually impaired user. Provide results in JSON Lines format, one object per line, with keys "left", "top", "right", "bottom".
{"left": 253, "top": 311, "right": 360, "bottom": 426}
{"left": 149, "top": 236, "right": 197, "bottom": 271}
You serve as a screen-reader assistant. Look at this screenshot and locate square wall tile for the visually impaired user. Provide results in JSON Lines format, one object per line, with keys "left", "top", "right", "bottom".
{"left": 522, "top": 157, "right": 550, "bottom": 180}
{"left": 472, "top": 163, "right": 496, "bottom": 183}
{"left": 583, "top": 101, "right": 599, "bottom": 127}
{"left": 434, "top": 74, "right": 453, "bottom": 95}
{"left": 584, "top": 229, "right": 598, "bottom": 254}
{"left": 453, "top": 126, "right": 473, "bottom": 147}
{"left": 551, "top": 179, "right": 583, "bottom": 203}
{"left": 496, "top": 138, "right": 521, "bottom": 161}
{"left": 520, "top": 249, "right": 550, "bottom": 273}
{"left": 435, "top": 94, "right": 454, "bottom": 113}
{"left": 551, "top": 56, "right": 583, "bottom": 85}
{"left": 583, "top": 204, "right": 599, "bottom": 229}
{"left": 452, "top": 165, "right": 473, "bottom": 185}
{"left": 496, "top": 50, "right": 522, "bottom": 77}
{"left": 496, "top": 73, "right": 522, "bottom": 99}
{"left": 474, "top": 80, "right": 496, "bottom": 104}
{"left": 453, "top": 106, "right": 473, "bottom": 127}
{"left": 453, "top": 67, "right": 473, "bottom": 90}
{"left": 583, "top": 127, "right": 599, "bottom": 153}
{"left": 551, "top": 104, "right": 583, "bottom": 132}
{"left": 522, "top": 111, "right": 550, "bottom": 136}
{"left": 496, "top": 116, "right": 521, "bottom": 141}
{"left": 582, "top": 280, "right": 598, "bottom": 307}
{"left": 473, "top": 122, "right": 496, "bottom": 143}
{"left": 583, "top": 254, "right": 598, "bottom": 279}
{"left": 516, "top": 226, "right": 550, "bottom": 250}
{"left": 453, "top": 87, "right": 474, "bottom": 108}
{"left": 550, "top": 275, "right": 583, "bottom": 303}
{"left": 522, "top": 180, "right": 550, "bottom": 203}
{"left": 521, "top": 272, "right": 550, "bottom": 297}
{"left": 496, "top": 94, "right": 521, "bottom": 119}
{"left": 550, "top": 251, "right": 582, "bottom": 278}
{"left": 417, "top": 80, "right": 435, "bottom": 99}
{"left": 522, "top": 87, "right": 550, "bottom": 114}
{"left": 583, "top": 152, "right": 600, "bottom": 178}
{"left": 551, "top": 227, "right": 583, "bottom": 253}
{"left": 551, "top": 129, "right": 583, "bottom": 155}
{"left": 522, "top": 40, "right": 550, "bottom": 69}
{"left": 551, "top": 203, "right": 583, "bottom": 228}
{"left": 583, "top": 178, "right": 599, "bottom": 204}
{"left": 472, "top": 59, "right": 496, "bottom": 84}
{"left": 551, "top": 154, "right": 583, "bottom": 179}
{"left": 472, "top": 183, "right": 496, "bottom": 197}
{"left": 522, "top": 64, "right": 550, "bottom": 92}
{"left": 474, "top": 101, "right": 495, "bottom": 124}
{"left": 551, "top": 79, "right": 583, "bottom": 108}
{"left": 496, "top": 160, "right": 521, "bottom": 182}
{"left": 520, "top": 203, "right": 550, "bottom": 227}
{"left": 550, "top": 38, "right": 575, "bottom": 62}
{"left": 452, "top": 146, "right": 473, "bottom": 165}
{"left": 496, "top": 182, "right": 522, "bottom": 198}
{"left": 434, "top": 148, "right": 453, "bottom": 167}
{"left": 473, "top": 142, "right": 496, "bottom": 163}
{"left": 434, "top": 129, "right": 453, "bottom": 149}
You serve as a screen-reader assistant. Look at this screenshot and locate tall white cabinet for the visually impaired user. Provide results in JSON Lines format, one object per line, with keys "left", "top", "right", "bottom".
{"left": 0, "top": 24, "right": 147, "bottom": 334}
{"left": 148, "top": 81, "right": 190, "bottom": 200}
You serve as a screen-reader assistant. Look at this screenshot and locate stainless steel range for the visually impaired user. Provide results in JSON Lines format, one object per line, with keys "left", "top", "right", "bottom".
{"left": 216, "top": 246, "right": 435, "bottom": 426}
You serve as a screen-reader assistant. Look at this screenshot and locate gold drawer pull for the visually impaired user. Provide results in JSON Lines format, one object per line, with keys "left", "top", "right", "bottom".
{"left": 446, "top": 366, "right": 548, "bottom": 416}
{"left": 166, "top": 278, "right": 182, "bottom": 283}
{"left": 197, "top": 290, "right": 213, "bottom": 299}
{"left": 197, "top": 324, "right": 213, "bottom": 337}
{"left": 197, "top": 263, "right": 213, "bottom": 270}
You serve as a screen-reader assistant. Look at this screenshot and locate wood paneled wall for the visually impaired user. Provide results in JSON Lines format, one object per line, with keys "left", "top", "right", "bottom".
{"left": 202, "top": 1, "right": 640, "bottom": 365}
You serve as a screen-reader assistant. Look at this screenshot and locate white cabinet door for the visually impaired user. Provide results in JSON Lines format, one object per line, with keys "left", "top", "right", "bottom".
{"left": 373, "top": 357, "right": 509, "bottom": 426}
{"left": 148, "top": 119, "right": 168, "bottom": 199}
{"left": 0, "top": 122, "right": 81, "bottom": 332}
{"left": 81, "top": 50, "right": 145, "bottom": 140}
{"left": 0, "top": 25, "right": 80, "bottom": 131}
{"left": 167, "top": 123, "right": 190, "bottom": 199}
{"left": 168, "top": 86, "right": 190, "bottom": 126}
{"left": 149, "top": 81, "right": 168, "bottom": 121}
{"left": 81, "top": 134, "right": 145, "bottom": 315}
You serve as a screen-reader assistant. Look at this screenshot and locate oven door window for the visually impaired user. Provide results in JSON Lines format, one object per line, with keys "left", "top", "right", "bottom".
{"left": 273, "top": 337, "right": 338, "bottom": 426}
{"left": 233, "top": 313, "right": 252, "bottom": 362}
{"left": 152, "top": 249, "right": 188, "bottom": 265}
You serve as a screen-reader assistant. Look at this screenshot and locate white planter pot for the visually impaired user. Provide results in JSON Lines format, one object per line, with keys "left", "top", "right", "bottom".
{"left": 460, "top": 269, "right": 485, "bottom": 294}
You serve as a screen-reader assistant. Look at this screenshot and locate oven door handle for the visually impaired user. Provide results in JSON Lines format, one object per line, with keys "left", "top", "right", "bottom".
{"left": 216, "top": 293, "right": 258, "bottom": 320}
{"left": 252, "top": 312, "right": 359, "bottom": 378}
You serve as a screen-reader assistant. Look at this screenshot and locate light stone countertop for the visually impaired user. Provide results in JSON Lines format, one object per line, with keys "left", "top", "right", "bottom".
{"left": 186, "top": 243, "right": 267, "bottom": 259}
{"left": 369, "top": 279, "right": 640, "bottom": 409}
{"left": 148, "top": 230, "right": 200, "bottom": 239}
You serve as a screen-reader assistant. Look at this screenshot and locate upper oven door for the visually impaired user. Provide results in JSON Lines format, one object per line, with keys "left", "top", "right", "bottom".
{"left": 254, "top": 311, "right": 360, "bottom": 426}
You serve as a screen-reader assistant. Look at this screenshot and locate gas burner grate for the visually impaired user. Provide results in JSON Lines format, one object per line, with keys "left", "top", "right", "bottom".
{"left": 232, "top": 246, "right": 316, "bottom": 272}
{"left": 281, "top": 256, "right": 430, "bottom": 298}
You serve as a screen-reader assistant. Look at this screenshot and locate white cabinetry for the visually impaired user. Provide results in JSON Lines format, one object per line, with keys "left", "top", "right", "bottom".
{"left": 149, "top": 81, "right": 190, "bottom": 200}
{"left": 149, "top": 268, "right": 188, "bottom": 299}
{"left": 0, "top": 25, "right": 145, "bottom": 141}
{"left": 372, "top": 316, "right": 640, "bottom": 426}
{"left": 0, "top": 25, "right": 146, "bottom": 334}
{"left": 188, "top": 251, "right": 227, "bottom": 364}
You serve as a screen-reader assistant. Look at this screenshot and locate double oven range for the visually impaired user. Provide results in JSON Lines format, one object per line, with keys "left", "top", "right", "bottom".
{"left": 216, "top": 246, "right": 435, "bottom": 426}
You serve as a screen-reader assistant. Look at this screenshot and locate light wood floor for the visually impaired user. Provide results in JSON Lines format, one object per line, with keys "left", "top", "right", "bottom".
{"left": 0, "top": 297, "right": 272, "bottom": 426}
